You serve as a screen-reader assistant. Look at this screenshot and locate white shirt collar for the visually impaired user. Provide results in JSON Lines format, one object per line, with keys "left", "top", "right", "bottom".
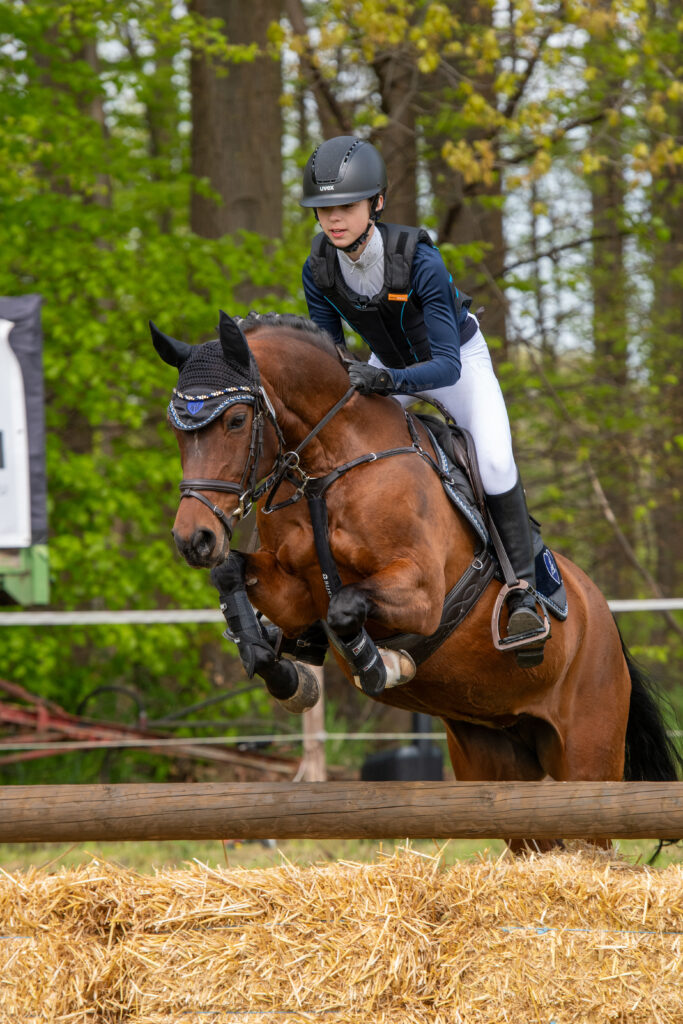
{"left": 337, "top": 226, "right": 384, "bottom": 298}
{"left": 338, "top": 225, "right": 383, "bottom": 272}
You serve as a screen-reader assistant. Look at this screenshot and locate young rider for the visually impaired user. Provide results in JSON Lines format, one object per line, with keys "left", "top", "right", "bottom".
{"left": 300, "top": 135, "right": 547, "bottom": 661}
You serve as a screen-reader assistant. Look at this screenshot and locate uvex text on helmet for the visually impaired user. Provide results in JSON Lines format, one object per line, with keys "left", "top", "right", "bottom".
{"left": 300, "top": 136, "right": 388, "bottom": 208}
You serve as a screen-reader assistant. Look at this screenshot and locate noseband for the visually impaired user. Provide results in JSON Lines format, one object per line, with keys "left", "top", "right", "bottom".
{"left": 178, "top": 479, "right": 243, "bottom": 543}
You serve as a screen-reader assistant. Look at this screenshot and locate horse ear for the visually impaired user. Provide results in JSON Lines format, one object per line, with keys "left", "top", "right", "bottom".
{"left": 150, "top": 321, "right": 193, "bottom": 369}
{"left": 219, "top": 310, "right": 251, "bottom": 369}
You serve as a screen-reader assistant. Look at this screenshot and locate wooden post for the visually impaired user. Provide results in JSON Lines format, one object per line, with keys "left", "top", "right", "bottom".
{"left": 301, "top": 665, "right": 326, "bottom": 782}
{"left": 1, "top": 782, "right": 682, "bottom": 843}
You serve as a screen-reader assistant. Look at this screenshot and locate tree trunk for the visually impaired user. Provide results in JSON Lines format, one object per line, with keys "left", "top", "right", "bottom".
{"left": 425, "top": 140, "right": 507, "bottom": 350}
{"left": 285, "top": 0, "right": 352, "bottom": 139}
{"left": 421, "top": 2, "right": 508, "bottom": 358}
{"left": 591, "top": 153, "right": 627, "bottom": 384}
{"left": 373, "top": 50, "right": 419, "bottom": 226}
{"left": 190, "top": 0, "right": 283, "bottom": 238}
{"left": 589, "top": 131, "right": 632, "bottom": 597}
{"left": 649, "top": 121, "right": 683, "bottom": 600}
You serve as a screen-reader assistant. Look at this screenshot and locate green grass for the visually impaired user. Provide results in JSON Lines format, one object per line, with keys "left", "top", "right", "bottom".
{"left": 0, "top": 836, "right": 680, "bottom": 874}
{"left": 0, "top": 838, "right": 503, "bottom": 873}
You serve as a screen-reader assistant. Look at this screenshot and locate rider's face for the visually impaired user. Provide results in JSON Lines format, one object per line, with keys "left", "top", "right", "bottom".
{"left": 316, "top": 197, "right": 383, "bottom": 257}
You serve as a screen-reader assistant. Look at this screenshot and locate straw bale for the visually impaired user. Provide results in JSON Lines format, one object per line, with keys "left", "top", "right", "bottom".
{"left": 0, "top": 848, "right": 681, "bottom": 1023}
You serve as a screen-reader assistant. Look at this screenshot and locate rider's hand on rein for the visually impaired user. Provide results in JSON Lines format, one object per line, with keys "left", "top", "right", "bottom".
{"left": 347, "top": 363, "right": 395, "bottom": 396}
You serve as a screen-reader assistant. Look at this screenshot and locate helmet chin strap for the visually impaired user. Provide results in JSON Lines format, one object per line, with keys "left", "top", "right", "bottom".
{"left": 341, "top": 219, "right": 375, "bottom": 253}
{"left": 327, "top": 193, "right": 382, "bottom": 253}
{"left": 342, "top": 193, "right": 385, "bottom": 253}
{"left": 313, "top": 195, "right": 384, "bottom": 253}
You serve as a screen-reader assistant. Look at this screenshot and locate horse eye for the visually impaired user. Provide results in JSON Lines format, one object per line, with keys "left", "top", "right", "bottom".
{"left": 228, "top": 412, "right": 247, "bottom": 431}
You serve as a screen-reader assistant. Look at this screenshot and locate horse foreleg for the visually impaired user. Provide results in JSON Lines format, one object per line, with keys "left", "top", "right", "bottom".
{"left": 328, "top": 557, "right": 445, "bottom": 636}
{"left": 240, "top": 550, "right": 318, "bottom": 637}
{"left": 211, "top": 553, "right": 320, "bottom": 712}
{"left": 324, "top": 558, "right": 440, "bottom": 697}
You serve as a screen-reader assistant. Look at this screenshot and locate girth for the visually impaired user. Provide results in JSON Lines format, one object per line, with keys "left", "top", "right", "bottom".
{"left": 263, "top": 395, "right": 499, "bottom": 668}
{"left": 380, "top": 549, "right": 497, "bottom": 665}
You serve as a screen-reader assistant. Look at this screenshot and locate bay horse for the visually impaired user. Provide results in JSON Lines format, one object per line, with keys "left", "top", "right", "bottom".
{"left": 151, "top": 310, "right": 680, "bottom": 848}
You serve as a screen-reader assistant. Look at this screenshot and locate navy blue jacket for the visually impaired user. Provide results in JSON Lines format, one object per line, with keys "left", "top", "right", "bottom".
{"left": 302, "top": 239, "right": 475, "bottom": 394}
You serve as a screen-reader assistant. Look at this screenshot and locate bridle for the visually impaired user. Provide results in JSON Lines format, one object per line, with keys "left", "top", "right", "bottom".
{"left": 174, "top": 329, "right": 470, "bottom": 546}
{"left": 178, "top": 379, "right": 360, "bottom": 540}
{"left": 177, "top": 382, "right": 287, "bottom": 543}
{"left": 177, "top": 376, "right": 459, "bottom": 543}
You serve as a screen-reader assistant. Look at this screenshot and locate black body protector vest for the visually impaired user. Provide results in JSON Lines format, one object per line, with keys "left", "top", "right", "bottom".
{"left": 308, "top": 222, "right": 471, "bottom": 370}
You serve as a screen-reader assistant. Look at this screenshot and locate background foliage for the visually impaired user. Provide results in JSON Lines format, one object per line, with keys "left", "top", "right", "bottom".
{"left": 0, "top": 0, "right": 681, "bottom": 782}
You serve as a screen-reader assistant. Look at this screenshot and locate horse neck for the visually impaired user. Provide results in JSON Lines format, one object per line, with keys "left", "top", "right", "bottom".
{"left": 254, "top": 335, "right": 363, "bottom": 469}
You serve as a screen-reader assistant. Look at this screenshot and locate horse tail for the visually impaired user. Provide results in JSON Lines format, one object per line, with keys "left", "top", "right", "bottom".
{"left": 621, "top": 633, "right": 683, "bottom": 782}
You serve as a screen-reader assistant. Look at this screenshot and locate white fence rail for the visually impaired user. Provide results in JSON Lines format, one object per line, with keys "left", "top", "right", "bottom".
{"left": 0, "top": 599, "right": 682, "bottom": 627}
{"left": 0, "top": 602, "right": 679, "bottom": 756}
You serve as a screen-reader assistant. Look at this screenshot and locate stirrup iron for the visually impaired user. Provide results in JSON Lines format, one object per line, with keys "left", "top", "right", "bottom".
{"left": 491, "top": 580, "right": 550, "bottom": 654}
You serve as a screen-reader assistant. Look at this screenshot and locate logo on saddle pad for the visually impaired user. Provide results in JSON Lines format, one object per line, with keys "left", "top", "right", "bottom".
{"left": 186, "top": 400, "right": 205, "bottom": 416}
{"left": 543, "top": 549, "right": 562, "bottom": 586}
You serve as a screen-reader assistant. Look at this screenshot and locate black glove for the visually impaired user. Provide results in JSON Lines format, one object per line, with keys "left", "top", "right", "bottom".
{"left": 348, "top": 362, "right": 395, "bottom": 396}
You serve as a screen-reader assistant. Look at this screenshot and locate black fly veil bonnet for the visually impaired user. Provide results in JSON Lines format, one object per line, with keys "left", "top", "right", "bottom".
{"left": 151, "top": 309, "right": 356, "bottom": 542}
{"left": 171, "top": 340, "right": 260, "bottom": 430}
{"left": 150, "top": 310, "right": 283, "bottom": 540}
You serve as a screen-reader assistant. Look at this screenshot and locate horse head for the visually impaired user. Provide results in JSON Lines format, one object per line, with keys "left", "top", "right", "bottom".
{"left": 151, "top": 310, "right": 276, "bottom": 568}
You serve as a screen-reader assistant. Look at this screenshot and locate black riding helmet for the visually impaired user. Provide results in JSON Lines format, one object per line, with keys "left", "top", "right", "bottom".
{"left": 301, "top": 136, "right": 387, "bottom": 208}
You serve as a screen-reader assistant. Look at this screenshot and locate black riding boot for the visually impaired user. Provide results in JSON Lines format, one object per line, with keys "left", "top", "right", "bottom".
{"left": 486, "top": 476, "right": 547, "bottom": 664}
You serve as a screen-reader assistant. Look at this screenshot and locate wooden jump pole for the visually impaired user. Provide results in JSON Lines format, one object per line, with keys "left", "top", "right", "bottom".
{"left": 1, "top": 782, "right": 683, "bottom": 843}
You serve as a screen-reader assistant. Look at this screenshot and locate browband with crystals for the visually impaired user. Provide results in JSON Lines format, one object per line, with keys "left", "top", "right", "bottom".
{"left": 173, "top": 384, "right": 256, "bottom": 400}
{"left": 169, "top": 385, "right": 257, "bottom": 431}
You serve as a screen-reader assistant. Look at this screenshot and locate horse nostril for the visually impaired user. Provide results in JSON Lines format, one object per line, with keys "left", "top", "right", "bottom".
{"left": 192, "top": 527, "right": 217, "bottom": 560}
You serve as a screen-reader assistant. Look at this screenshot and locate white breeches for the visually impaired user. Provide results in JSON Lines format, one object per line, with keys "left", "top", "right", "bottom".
{"left": 369, "top": 325, "right": 518, "bottom": 496}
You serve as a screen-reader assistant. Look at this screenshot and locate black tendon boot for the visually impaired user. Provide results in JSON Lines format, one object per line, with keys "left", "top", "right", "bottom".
{"left": 210, "top": 554, "right": 321, "bottom": 712}
{"left": 486, "top": 477, "right": 549, "bottom": 666}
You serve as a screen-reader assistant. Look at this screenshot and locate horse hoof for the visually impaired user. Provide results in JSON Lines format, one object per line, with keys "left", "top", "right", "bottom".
{"left": 277, "top": 662, "right": 321, "bottom": 713}
{"left": 380, "top": 648, "right": 416, "bottom": 689}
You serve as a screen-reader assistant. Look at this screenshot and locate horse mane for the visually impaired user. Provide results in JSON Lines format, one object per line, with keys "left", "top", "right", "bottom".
{"left": 237, "top": 311, "right": 340, "bottom": 361}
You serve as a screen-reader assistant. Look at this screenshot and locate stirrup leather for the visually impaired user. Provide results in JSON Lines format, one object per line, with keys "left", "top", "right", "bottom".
{"left": 491, "top": 580, "right": 550, "bottom": 652}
